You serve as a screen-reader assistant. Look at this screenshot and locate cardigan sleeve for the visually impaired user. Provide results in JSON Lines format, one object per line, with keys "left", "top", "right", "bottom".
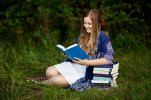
{"left": 97, "top": 31, "right": 115, "bottom": 64}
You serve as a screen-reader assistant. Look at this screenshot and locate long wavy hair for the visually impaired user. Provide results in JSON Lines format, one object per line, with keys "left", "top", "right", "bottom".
{"left": 79, "top": 9, "right": 108, "bottom": 55}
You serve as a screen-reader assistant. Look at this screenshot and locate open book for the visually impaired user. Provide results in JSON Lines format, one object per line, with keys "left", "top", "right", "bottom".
{"left": 56, "top": 44, "right": 90, "bottom": 60}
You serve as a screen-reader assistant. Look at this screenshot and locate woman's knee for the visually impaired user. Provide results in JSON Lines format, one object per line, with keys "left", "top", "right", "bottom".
{"left": 46, "top": 66, "right": 59, "bottom": 78}
{"left": 50, "top": 75, "right": 69, "bottom": 87}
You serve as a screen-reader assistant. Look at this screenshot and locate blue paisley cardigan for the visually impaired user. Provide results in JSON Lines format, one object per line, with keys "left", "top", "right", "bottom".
{"left": 67, "top": 31, "right": 115, "bottom": 91}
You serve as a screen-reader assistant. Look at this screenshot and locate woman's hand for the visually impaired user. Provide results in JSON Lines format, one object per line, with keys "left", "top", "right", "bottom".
{"left": 72, "top": 59, "right": 90, "bottom": 66}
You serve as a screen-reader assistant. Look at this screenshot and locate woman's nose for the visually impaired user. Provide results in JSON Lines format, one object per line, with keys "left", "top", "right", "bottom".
{"left": 85, "top": 24, "right": 88, "bottom": 28}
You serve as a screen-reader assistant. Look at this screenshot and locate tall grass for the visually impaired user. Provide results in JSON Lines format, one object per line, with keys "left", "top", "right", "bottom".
{"left": 0, "top": 40, "right": 151, "bottom": 100}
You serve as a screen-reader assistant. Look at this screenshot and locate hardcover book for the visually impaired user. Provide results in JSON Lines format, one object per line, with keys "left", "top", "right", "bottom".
{"left": 92, "top": 83, "right": 111, "bottom": 87}
{"left": 91, "top": 80, "right": 112, "bottom": 84}
{"left": 93, "top": 72, "right": 119, "bottom": 77}
{"left": 93, "top": 70, "right": 118, "bottom": 75}
{"left": 93, "top": 62, "right": 119, "bottom": 68}
{"left": 56, "top": 44, "right": 90, "bottom": 60}
{"left": 93, "top": 68, "right": 118, "bottom": 73}
{"left": 92, "top": 76, "right": 117, "bottom": 81}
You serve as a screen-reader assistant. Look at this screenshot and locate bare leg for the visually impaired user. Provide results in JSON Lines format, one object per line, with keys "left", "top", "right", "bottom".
{"left": 46, "top": 66, "right": 60, "bottom": 78}
{"left": 41, "top": 74, "right": 69, "bottom": 87}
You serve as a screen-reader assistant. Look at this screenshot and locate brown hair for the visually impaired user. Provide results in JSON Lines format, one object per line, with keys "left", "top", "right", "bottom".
{"left": 79, "top": 9, "right": 108, "bottom": 54}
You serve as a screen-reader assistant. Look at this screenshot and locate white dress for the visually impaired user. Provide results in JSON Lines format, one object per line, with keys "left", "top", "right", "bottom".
{"left": 55, "top": 62, "right": 87, "bottom": 85}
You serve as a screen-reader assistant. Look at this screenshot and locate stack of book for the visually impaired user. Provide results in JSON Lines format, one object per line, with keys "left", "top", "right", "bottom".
{"left": 91, "top": 62, "right": 119, "bottom": 90}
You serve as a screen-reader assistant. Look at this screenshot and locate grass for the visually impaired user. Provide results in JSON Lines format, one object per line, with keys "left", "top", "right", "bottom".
{"left": 0, "top": 41, "right": 151, "bottom": 100}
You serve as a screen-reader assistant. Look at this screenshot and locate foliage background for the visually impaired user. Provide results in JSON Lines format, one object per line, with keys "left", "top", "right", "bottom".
{"left": 0, "top": 0, "right": 151, "bottom": 47}
{"left": 0, "top": 0, "right": 151, "bottom": 99}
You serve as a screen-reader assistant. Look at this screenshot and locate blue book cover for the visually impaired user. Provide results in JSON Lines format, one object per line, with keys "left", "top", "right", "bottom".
{"left": 56, "top": 44, "right": 90, "bottom": 60}
{"left": 94, "top": 65, "right": 113, "bottom": 68}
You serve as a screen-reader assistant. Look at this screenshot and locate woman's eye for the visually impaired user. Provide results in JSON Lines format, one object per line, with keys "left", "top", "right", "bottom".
{"left": 88, "top": 23, "right": 92, "bottom": 25}
{"left": 84, "top": 22, "right": 92, "bottom": 25}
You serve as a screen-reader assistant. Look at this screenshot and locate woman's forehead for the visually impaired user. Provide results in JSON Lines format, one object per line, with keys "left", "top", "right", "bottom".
{"left": 84, "top": 17, "right": 92, "bottom": 22}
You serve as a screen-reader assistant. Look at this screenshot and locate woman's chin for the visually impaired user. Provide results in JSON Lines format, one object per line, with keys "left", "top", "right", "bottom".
{"left": 86, "top": 31, "right": 92, "bottom": 34}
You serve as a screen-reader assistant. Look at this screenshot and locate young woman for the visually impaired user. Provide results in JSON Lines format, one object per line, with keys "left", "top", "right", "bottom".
{"left": 28, "top": 9, "right": 115, "bottom": 91}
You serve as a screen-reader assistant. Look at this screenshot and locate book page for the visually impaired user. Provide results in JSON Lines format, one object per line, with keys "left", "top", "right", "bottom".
{"left": 66, "top": 44, "right": 78, "bottom": 50}
{"left": 56, "top": 45, "right": 66, "bottom": 51}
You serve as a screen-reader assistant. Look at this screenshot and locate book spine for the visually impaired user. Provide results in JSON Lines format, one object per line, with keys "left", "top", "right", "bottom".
{"left": 94, "top": 65, "right": 113, "bottom": 68}
{"left": 91, "top": 80, "right": 111, "bottom": 83}
{"left": 91, "top": 81, "right": 118, "bottom": 87}
{"left": 93, "top": 68, "right": 112, "bottom": 71}
{"left": 93, "top": 71, "right": 118, "bottom": 75}
{"left": 93, "top": 77, "right": 112, "bottom": 81}
{"left": 93, "top": 76, "right": 117, "bottom": 81}
{"left": 92, "top": 83, "right": 111, "bottom": 87}
{"left": 93, "top": 65, "right": 119, "bottom": 71}
{"left": 93, "top": 73, "right": 119, "bottom": 77}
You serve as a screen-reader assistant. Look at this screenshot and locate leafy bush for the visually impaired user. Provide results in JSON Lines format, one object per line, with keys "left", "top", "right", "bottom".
{"left": 0, "top": 0, "right": 150, "bottom": 47}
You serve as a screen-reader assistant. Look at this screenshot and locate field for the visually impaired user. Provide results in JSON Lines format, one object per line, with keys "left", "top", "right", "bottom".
{"left": 0, "top": 42, "right": 151, "bottom": 100}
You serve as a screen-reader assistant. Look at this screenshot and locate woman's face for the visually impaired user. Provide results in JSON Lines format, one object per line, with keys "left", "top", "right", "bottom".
{"left": 84, "top": 17, "right": 92, "bottom": 34}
